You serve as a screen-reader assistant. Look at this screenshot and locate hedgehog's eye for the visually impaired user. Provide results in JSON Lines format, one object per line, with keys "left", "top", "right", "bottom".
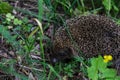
{"left": 58, "top": 51, "right": 67, "bottom": 56}
{"left": 58, "top": 49, "right": 70, "bottom": 56}
{"left": 58, "top": 48, "right": 73, "bottom": 58}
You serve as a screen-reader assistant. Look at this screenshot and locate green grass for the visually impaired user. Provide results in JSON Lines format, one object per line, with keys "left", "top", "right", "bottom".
{"left": 0, "top": 0, "right": 120, "bottom": 80}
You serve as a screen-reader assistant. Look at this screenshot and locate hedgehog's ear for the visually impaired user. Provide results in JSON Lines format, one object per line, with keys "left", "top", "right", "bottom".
{"left": 69, "top": 47, "right": 78, "bottom": 57}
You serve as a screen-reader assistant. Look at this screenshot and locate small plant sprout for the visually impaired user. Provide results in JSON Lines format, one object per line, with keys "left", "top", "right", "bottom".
{"left": 87, "top": 55, "right": 120, "bottom": 80}
{"left": 13, "top": 18, "right": 22, "bottom": 25}
{"left": 6, "top": 13, "right": 15, "bottom": 21}
{"left": 5, "top": 13, "right": 23, "bottom": 25}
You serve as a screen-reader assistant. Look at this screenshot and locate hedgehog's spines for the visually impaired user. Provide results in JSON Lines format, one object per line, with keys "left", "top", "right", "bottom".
{"left": 52, "top": 15, "right": 120, "bottom": 62}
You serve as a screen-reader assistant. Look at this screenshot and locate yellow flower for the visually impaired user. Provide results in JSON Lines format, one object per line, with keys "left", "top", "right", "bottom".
{"left": 103, "top": 55, "right": 113, "bottom": 63}
{"left": 103, "top": 59, "right": 109, "bottom": 63}
{"left": 103, "top": 55, "right": 108, "bottom": 59}
{"left": 107, "top": 55, "right": 113, "bottom": 61}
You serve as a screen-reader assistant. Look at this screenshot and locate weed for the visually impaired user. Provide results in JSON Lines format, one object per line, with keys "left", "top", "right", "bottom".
{"left": 87, "top": 56, "right": 120, "bottom": 80}
{"left": 0, "top": 1, "right": 13, "bottom": 14}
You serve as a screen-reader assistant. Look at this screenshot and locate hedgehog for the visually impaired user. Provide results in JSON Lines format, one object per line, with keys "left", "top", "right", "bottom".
{"left": 51, "top": 15, "right": 120, "bottom": 63}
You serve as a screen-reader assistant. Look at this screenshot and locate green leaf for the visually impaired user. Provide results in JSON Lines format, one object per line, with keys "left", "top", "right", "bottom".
{"left": 6, "top": 18, "right": 11, "bottom": 22}
{"left": 13, "top": 18, "right": 22, "bottom": 25}
{"left": 48, "top": 64, "right": 61, "bottom": 79}
{"left": 0, "top": 25, "right": 17, "bottom": 46}
{"left": 102, "top": 0, "right": 112, "bottom": 11}
{"left": 105, "top": 79, "right": 114, "bottom": 80}
{"left": 112, "top": 1, "right": 119, "bottom": 12}
{"left": 97, "top": 56, "right": 107, "bottom": 72}
{"left": 87, "top": 67, "right": 98, "bottom": 80}
{"left": 91, "top": 57, "right": 97, "bottom": 66}
{"left": 115, "top": 76, "right": 120, "bottom": 80}
{"left": 6, "top": 13, "right": 14, "bottom": 19}
{"left": 87, "top": 56, "right": 120, "bottom": 80}
{"left": 102, "top": 69, "right": 117, "bottom": 78}
{"left": 0, "top": 2, "right": 13, "bottom": 14}
{"left": 113, "top": 5, "right": 119, "bottom": 12}
{"left": 87, "top": 57, "right": 99, "bottom": 80}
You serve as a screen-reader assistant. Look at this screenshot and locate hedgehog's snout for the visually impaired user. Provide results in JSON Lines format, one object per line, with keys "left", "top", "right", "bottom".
{"left": 51, "top": 50, "right": 70, "bottom": 63}
{"left": 51, "top": 47, "right": 74, "bottom": 63}
{"left": 52, "top": 58, "right": 59, "bottom": 63}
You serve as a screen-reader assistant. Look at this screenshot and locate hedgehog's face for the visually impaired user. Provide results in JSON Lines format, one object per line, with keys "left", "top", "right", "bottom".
{"left": 51, "top": 47, "right": 74, "bottom": 63}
